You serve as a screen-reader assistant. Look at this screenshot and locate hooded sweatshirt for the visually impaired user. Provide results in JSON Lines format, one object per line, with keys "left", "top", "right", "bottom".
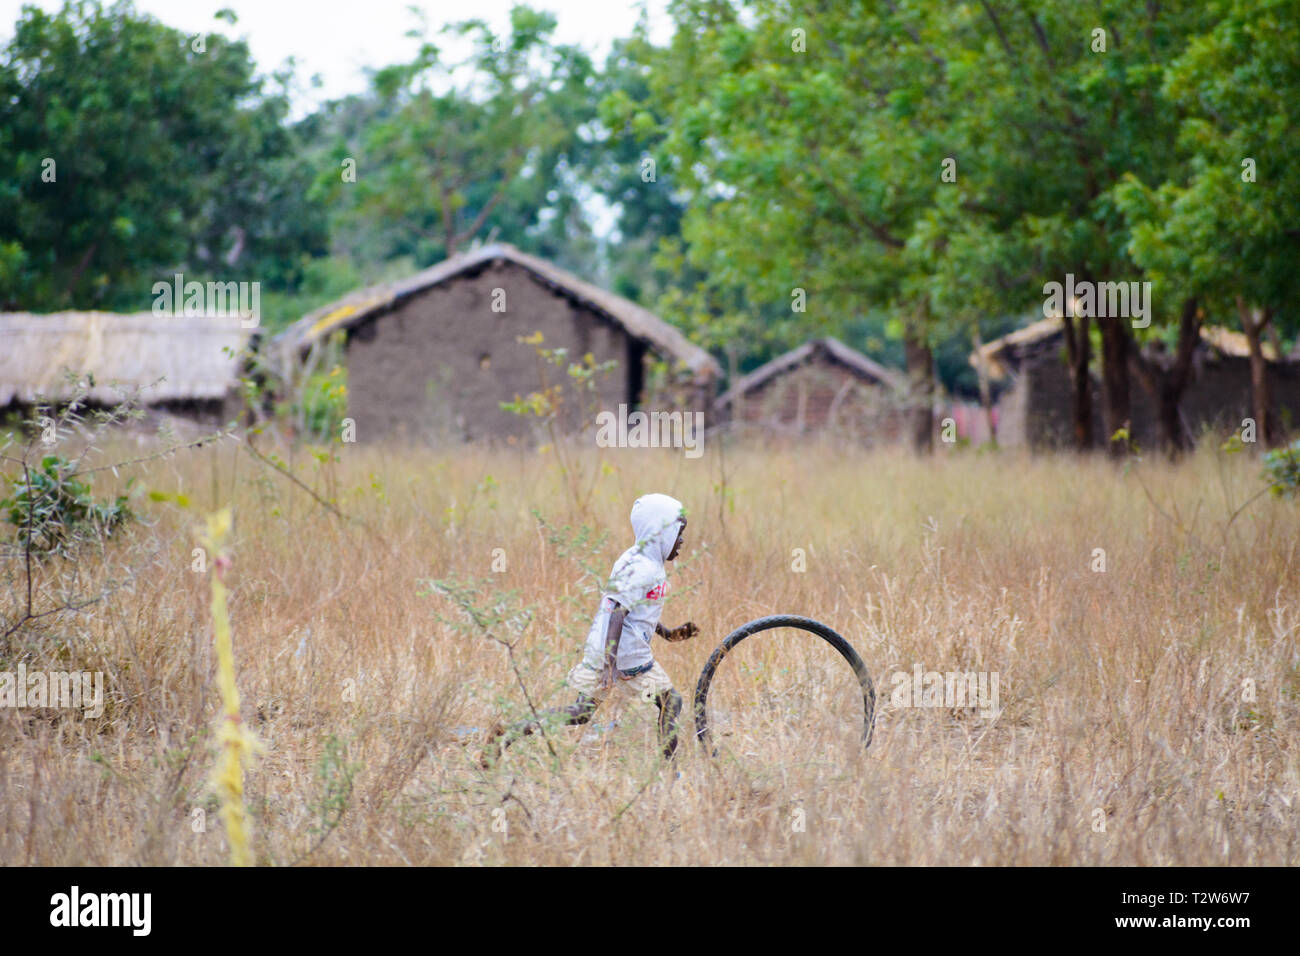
{"left": 580, "top": 493, "right": 685, "bottom": 673}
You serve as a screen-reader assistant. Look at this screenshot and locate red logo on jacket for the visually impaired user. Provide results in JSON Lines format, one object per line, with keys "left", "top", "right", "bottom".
{"left": 645, "top": 582, "right": 667, "bottom": 601}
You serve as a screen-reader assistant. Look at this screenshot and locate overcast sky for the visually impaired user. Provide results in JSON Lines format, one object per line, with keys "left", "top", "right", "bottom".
{"left": 0, "top": 0, "right": 675, "bottom": 114}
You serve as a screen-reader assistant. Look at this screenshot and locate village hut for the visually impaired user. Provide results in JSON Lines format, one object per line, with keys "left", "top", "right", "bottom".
{"left": 0, "top": 311, "right": 253, "bottom": 423}
{"left": 272, "top": 243, "right": 721, "bottom": 444}
{"left": 714, "top": 337, "right": 907, "bottom": 444}
{"left": 971, "top": 317, "right": 1300, "bottom": 448}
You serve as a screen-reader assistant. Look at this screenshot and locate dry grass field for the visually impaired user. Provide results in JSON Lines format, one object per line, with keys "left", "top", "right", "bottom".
{"left": 2, "top": 436, "right": 1298, "bottom": 865}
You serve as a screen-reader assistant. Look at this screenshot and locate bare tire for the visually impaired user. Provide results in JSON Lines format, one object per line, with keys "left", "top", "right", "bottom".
{"left": 693, "top": 614, "right": 876, "bottom": 753}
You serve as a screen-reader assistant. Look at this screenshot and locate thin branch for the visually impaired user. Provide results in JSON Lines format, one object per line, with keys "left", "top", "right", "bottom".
{"left": 2, "top": 592, "right": 109, "bottom": 643}
{"left": 22, "top": 459, "right": 32, "bottom": 623}
{"left": 1018, "top": 1, "right": 1053, "bottom": 64}
{"left": 978, "top": 0, "right": 1017, "bottom": 61}
{"left": 75, "top": 431, "right": 229, "bottom": 480}
{"left": 243, "top": 436, "right": 348, "bottom": 522}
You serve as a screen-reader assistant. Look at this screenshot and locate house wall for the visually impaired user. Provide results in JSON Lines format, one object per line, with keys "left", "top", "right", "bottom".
{"left": 341, "top": 261, "right": 633, "bottom": 444}
{"left": 728, "top": 355, "right": 905, "bottom": 445}
{"left": 1271, "top": 362, "right": 1300, "bottom": 433}
{"left": 947, "top": 402, "right": 998, "bottom": 445}
{"left": 1179, "top": 353, "right": 1300, "bottom": 438}
{"left": 1005, "top": 359, "right": 1164, "bottom": 450}
{"left": 1015, "top": 361, "right": 1101, "bottom": 448}
{"left": 993, "top": 373, "right": 1030, "bottom": 448}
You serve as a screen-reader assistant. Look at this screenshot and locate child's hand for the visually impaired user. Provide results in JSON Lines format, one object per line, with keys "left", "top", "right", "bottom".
{"left": 656, "top": 621, "right": 699, "bottom": 642}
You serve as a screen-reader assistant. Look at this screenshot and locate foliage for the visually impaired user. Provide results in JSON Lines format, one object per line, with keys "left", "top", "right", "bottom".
{"left": 0, "top": 379, "right": 226, "bottom": 650}
{"left": 1117, "top": 0, "right": 1300, "bottom": 326}
{"left": 1262, "top": 440, "right": 1300, "bottom": 498}
{"left": 2, "top": 0, "right": 1298, "bottom": 441}
{"left": 500, "top": 331, "right": 617, "bottom": 512}
{"left": 499, "top": 332, "right": 616, "bottom": 422}
{"left": 0, "top": 0, "right": 327, "bottom": 310}
{"left": 314, "top": 5, "right": 599, "bottom": 271}
{"left": 587, "top": 28, "right": 699, "bottom": 309}
{"left": 298, "top": 365, "right": 349, "bottom": 444}
{"left": 1, "top": 453, "right": 133, "bottom": 557}
{"left": 637, "top": 2, "right": 1220, "bottom": 376}
{"left": 298, "top": 734, "right": 361, "bottom": 861}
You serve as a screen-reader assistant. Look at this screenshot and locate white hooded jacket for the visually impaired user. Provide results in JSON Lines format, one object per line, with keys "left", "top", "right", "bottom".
{"left": 580, "top": 494, "right": 684, "bottom": 673}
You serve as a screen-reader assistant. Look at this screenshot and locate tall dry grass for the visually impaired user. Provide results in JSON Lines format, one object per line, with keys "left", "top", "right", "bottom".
{"left": 1, "top": 436, "right": 1297, "bottom": 865}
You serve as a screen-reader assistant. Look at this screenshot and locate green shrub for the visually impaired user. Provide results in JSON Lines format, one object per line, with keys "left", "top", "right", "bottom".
{"left": 1263, "top": 439, "right": 1300, "bottom": 498}
{"left": 1, "top": 454, "right": 133, "bottom": 557}
{"left": 297, "top": 364, "right": 348, "bottom": 443}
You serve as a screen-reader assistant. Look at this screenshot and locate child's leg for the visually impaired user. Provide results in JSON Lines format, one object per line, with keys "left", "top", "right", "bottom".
{"left": 629, "top": 662, "right": 681, "bottom": 758}
{"left": 655, "top": 689, "right": 683, "bottom": 758}
{"left": 481, "top": 696, "right": 598, "bottom": 766}
{"left": 481, "top": 663, "right": 605, "bottom": 764}
{"left": 510, "top": 694, "right": 598, "bottom": 740}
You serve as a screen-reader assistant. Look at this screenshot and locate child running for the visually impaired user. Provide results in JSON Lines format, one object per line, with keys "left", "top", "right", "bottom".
{"left": 483, "top": 493, "right": 697, "bottom": 762}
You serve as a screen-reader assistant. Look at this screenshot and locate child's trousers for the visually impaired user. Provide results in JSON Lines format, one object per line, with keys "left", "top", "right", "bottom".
{"left": 567, "top": 660, "right": 675, "bottom": 705}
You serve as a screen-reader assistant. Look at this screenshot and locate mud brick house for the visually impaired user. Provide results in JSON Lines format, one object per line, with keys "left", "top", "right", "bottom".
{"left": 272, "top": 244, "right": 721, "bottom": 444}
{"left": 971, "top": 317, "right": 1300, "bottom": 449}
{"left": 714, "top": 337, "right": 908, "bottom": 444}
{"left": 0, "top": 311, "right": 253, "bottom": 423}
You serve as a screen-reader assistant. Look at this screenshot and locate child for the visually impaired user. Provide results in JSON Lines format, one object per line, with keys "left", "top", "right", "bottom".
{"left": 484, "top": 493, "right": 697, "bottom": 762}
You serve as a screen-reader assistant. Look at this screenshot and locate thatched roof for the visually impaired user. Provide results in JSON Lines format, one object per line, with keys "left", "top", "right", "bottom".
{"left": 971, "top": 316, "right": 1284, "bottom": 380}
{"left": 1199, "top": 325, "right": 1282, "bottom": 361}
{"left": 273, "top": 243, "right": 722, "bottom": 381}
{"left": 716, "top": 337, "right": 905, "bottom": 407}
{"left": 968, "top": 317, "right": 1063, "bottom": 380}
{"left": 0, "top": 311, "right": 253, "bottom": 405}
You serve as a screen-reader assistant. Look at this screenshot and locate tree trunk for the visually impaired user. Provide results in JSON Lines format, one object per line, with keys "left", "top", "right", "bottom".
{"left": 440, "top": 183, "right": 457, "bottom": 256}
{"left": 1098, "top": 316, "right": 1132, "bottom": 458}
{"left": 1155, "top": 389, "right": 1183, "bottom": 453}
{"left": 972, "top": 326, "right": 997, "bottom": 444}
{"left": 722, "top": 342, "right": 741, "bottom": 428}
{"left": 903, "top": 320, "right": 934, "bottom": 454}
{"left": 1061, "top": 313, "right": 1093, "bottom": 451}
{"left": 64, "top": 240, "right": 99, "bottom": 304}
{"left": 1266, "top": 322, "right": 1286, "bottom": 366}
{"left": 1132, "top": 297, "right": 1200, "bottom": 457}
{"left": 1237, "top": 298, "right": 1276, "bottom": 448}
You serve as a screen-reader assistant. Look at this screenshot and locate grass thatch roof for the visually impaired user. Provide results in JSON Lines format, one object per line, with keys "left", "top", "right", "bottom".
{"left": 272, "top": 243, "right": 722, "bottom": 382}
{"left": 0, "top": 311, "right": 253, "bottom": 406}
{"left": 968, "top": 317, "right": 1064, "bottom": 380}
{"left": 716, "top": 337, "right": 905, "bottom": 408}
{"left": 1198, "top": 325, "right": 1282, "bottom": 361}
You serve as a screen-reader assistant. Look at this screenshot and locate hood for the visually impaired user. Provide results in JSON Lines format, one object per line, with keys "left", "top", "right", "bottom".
{"left": 630, "top": 493, "right": 685, "bottom": 564}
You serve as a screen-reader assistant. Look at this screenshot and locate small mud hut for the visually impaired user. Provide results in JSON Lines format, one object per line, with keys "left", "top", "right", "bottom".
{"left": 272, "top": 244, "right": 720, "bottom": 444}
{"left": 715, "top": 337, "right": 907, "bottom": 444}
{"left": 972, "top": 317, "right": 1300, "bottom": 448}
{"left": 0, "top": 311, "right": 253, "bottom": 424}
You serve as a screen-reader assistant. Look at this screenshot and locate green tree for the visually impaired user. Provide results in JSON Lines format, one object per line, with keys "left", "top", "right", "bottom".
{"left": 917, "top": 1, "right": 1216, "bottom": 455}
{"left": 1118, "top": 0, "right": 1300, "bottom": 448}
{"left": 588, "top": 28, "right": 695, "bottom": 308}
{"left": 642, "top": 0, "right": 1225, "bottom": 454}
{"left": 0, "top": 1, "right": 326, "bottom": 309}
{"left": 644, "top": 1, "right": 955, "bottom": 448}
{"left": 317, "top": 5, "right": 598, "bottom": 273}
